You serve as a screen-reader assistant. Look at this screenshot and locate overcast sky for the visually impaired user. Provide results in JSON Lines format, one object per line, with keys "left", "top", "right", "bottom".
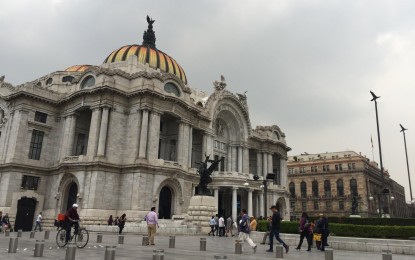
{"left": 1, "top": 0, "right": 415, "bottom": 202}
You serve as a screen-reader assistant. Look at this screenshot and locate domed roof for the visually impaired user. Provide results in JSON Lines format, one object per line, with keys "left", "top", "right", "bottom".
{"left": 65, "top": 65, "right": 91, "bottom": 72}
{"left": 103, "top": 45, "right": 187, "bottom": 84}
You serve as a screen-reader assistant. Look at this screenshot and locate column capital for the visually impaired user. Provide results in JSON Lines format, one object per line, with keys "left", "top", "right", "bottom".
{"left": 232, "top": 187, "right": 239, "bottom": 191}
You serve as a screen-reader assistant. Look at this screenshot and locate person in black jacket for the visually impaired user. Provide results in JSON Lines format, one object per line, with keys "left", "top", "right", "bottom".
{"left": 317, "top": 214, "right": 329, "bottom": 251}
{"left": 266, "top": 206, "right": 289, "bottom": 254}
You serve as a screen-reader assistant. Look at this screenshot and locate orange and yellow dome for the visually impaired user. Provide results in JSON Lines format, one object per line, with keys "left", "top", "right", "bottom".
{"left": 65, "top": 65, "right": 91, "bottom": 72}
{"left": 103, "top": 45, "right": 187, "bottom": 84}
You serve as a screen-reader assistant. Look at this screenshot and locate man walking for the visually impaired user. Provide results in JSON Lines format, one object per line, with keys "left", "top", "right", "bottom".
{"left": 214, "top": 214, "right": 219, "bottom": 236}
{"left": 34, "top": 212, "right": 42, "bottom": 231}
{"left": 238, "top": 209, "right": 257, "bottom": 253}
{"left": 218, "top": 215, "right": 225, "bottom": 237}
{"left": 225, "top": 215, "right": 234, "bottom": 237}
{"left": 146, "top": 207, "right": 159, "bottom": 245}
{"left": 267, "top": 206, "right": 289, "bottom": 254}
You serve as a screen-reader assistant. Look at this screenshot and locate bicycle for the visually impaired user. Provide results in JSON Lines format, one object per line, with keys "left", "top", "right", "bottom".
{"left": 56, "top": 221, "right": 89, "bottom": 248}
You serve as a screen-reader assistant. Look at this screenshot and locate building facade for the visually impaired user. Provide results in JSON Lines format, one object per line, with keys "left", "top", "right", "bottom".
{"left": 288, "top": 151, "right": 409, "bottom": 219}
{"left": 0, "top": 18, "right": 290, "bottom": 231}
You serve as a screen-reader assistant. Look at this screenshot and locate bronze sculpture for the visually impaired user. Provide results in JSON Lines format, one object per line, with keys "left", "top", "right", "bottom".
{"left": 196, "top": 155, "right": 221, "bottom": 195}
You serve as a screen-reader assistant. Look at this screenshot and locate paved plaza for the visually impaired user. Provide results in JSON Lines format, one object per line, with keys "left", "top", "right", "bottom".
{"left": 0, "top": 231, "right": 413, "bottom": 260}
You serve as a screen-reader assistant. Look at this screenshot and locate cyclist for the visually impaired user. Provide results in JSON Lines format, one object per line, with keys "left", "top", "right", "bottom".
{"left": 65, "top": 204, "right": 80, "bottom": 242}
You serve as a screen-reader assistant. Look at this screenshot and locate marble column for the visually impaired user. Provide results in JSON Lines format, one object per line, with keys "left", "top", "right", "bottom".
{"left": 214, "top": 188, "right": 219, "bottom": 212}
{"left": 202, "top": 134, "right": 207, "bottom": 159}
{"left": 268, "top": 153, "right": 273, "bottom": 173}
{"left": 97, "top": 107, "right": 110, "bottom": 156}
{"left": 232, "top": 187, "right": 238, "bottom": 222}
{"left": 0, "top": 109, "right": 4, "bottom": 123}
{"left": 232, "top": 146, "right": 237, "bottom": 172}
{"left": 256, "top": 151, "right": 262, "bottom": 176}
{"left": 259, "top": 191, "right": 264, "bottom": 217}
{"left": 147, "top": 111, "right": 161, "bottom": 160}
{"left": 248, "top": 189, "right": 253, "bottom": 216}
{"left": 262, "top": 152, "right": 268, "bottom": 177}
{"left": 138, "top": 109, "right": 149, "bottom": 158}
{"left": 256, "top": 194, "right": 261, "bottom": 217}
{"left": 87, "top": 107, "right": 101, "bottom": 157}
{"left": 227, "top": 147, "right": 232, "bottom": 172}
{"left": 243, "top": 147, "right": 250, "bottom": 173}
{"left": 177, "top": 122, "right": 184, "bottom": 164}
{"left": 238, "top": 146, "right": 243, "bottom": 173}
{"left": 66, "top": 114, "right": 77, "bottom": 156}
{"left": 188, "top": 126, "right": 193, "bottom": 168}
{"left": 280, "top": 158, "right": 287, "bottom": 187}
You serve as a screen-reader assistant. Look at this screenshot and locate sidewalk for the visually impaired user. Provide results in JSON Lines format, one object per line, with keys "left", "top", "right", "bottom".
{"left": 0, "top": 231, "right": 413, "bottom": 260}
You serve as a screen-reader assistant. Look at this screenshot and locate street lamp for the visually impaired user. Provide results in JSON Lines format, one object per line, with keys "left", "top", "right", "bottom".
{"left": 400, "top": 124, "right": 414, "bottom": 202}
{"left": 253, "top": 173, "right": 275, "bottom": 217}
{"left": 370, "top": 91, "right": 389, "bottom": 217}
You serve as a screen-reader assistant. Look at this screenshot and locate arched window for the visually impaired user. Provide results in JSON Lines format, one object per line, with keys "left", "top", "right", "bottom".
{"left": 300, "top": 181, "right": 307, "bottom": 198}
{"left": 324, "top": 180, "right": 331, "bottom": 197}
{"left": 289, "top": 182, "right": 295, "bottom": 198}
{"left": 46, "top": 78, "right": 53, "bottom": 85}
{"left": 350, "top": 179, "right": 358, "bottom": 197}
{"left": 36, "top": 82, "right": 42, "bottom": 87}
{"left": 62, "top": 76, "right": 74, "bottom": 83}
{"left": 312, "top": 180, "right": 319, "bottom": 197}
{"left": 273, "top": 131, "right": 280, "bottom": 140}
{"left": 337, "top": 179, "right": 344, "bottom": 197}
{"left": 80, "top": 76, "right": 95, "bottom": 88}
{"left": 164, "top": 82, "right": 180, "bottom": 97}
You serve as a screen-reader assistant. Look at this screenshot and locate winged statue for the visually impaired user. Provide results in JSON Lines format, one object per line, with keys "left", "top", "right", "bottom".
{"left": 196, "top": 155, "right": 221, "bottom": 195}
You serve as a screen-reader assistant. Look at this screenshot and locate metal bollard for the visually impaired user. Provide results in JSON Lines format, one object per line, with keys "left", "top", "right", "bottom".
{"left": 382, "top": 251, "right": 392, "bottom": 260}
{"left": 235, "top": 240, "right": 242, "bottom": 254}
{"left": 104, "top": 247, "right": 116, "bottom": 260}
{"left": 44, "top": 230, "right": 50, "bottom": 240}
{"left": 169, "top": 236, "right": 175, "bottom": 248}
{"left": 200, "top": 238, "right": 207, "bottom": 251}
{"left": 30, "top": 231, "right": 35, "bottom": 238}
{"left": 152, "top": 249, "right": 164, "bottom": 260}
{"left": 118, "top": 235, "right": 124, "bottom": 244}
{"left": 8, "top": 237, "right": 18, "bottom": 253}
{"left": 97, "top": 233, "right": 103, "bottom": 243}
{"left": 65, "top": 243, "right": 77, "bottom": 260}
{"left": 325, "top": 248, "right": 334, "bottom": 260}
{"left": 17, "top": 229, "right": 22, "bottom": 238}
{"left": 34, "top": 240, "right": 45, "bottom": 257}
{"left": 214, "top": 256, "right": 227, "bottom": 259}
{"left": 275, "top": 245, "right": 284, "bottom": 258}
{"left": 142, "top": 235, "right": 149, "bottom": 246}
{"left": 5, "top": 230, "right": 10, "bottom": 237}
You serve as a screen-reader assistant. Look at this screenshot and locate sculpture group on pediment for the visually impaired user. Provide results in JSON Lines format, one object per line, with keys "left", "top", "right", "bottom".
{"left": 213, "top": 75, "right": 227, "bottom": 92}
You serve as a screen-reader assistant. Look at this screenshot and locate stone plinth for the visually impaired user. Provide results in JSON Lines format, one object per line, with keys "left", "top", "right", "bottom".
{"left": 187, "top": 195, "right": 217, "bottom": 234}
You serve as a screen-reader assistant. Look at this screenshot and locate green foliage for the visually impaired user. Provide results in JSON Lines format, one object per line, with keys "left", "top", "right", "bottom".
{"left": 257, "top": 220, "right": 269, "bottom": 232}
{"left": 308, "top": 217, "right": 415, "bottom": 226}
{"left": 273, "top": 221, "right": 415, "bottom": 239}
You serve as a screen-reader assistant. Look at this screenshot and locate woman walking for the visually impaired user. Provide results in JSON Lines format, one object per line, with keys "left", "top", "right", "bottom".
{"left": 295, "top": 212, "right": 312, "bottom": 251}
{"left": 118, "top": 214, "right": 126, "bottom": 234}
{"left": 108, "top": 215, "right": 113, "bottom": 226}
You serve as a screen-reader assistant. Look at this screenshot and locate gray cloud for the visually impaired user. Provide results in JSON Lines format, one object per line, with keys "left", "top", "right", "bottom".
{"left": 1, "top": 0, "right": 415, "bottom": 200}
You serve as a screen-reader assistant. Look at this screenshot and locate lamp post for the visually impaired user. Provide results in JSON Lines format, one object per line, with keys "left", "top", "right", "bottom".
{"left": 400, "top": 124, "right": 414, "bottom": 202}
{"left": 254, "top": 173, "right": 274, "bottom": 218}
{"left": 370, "top": 91, "right": 389, "bottom": 217}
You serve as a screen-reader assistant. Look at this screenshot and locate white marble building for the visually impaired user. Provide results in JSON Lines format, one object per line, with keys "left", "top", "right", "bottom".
{"left": 0, "top": 18, "right": 290, "bottom": 231}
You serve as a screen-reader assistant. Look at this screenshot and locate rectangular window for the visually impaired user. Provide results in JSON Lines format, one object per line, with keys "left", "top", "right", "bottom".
{"left": 323, "top": 165, "right": 326, "bottom": 172}
{"left": 313, "top": 201, "right": 319, "bottom": 210}
{"left": 301, "top": 201, "right": 307, "bottom": 211}
{"left": 335, "top": 164, "right": 339, "bottom": 171}
{"left": 288, "top": 168, "right": 294, "bottom": 174}
{"left": 300, "top": 167, "right": 305, "bottom": 173}
{"left": 220, "top": 157, "right": 225, "bottom": 171}
{"left": 28, "top": 130, "right": 44, "bottom": 160}
{"left": 214, "top": 155, "right": 219, "bottom": 171}
{"left": 21, "top": 175, "right": 40, "bottom": 190}
{"left": 339, "top": 164, "right": 343, "bottom": 170}
{"left": 348, "top": 163, "right": 352, "bottom": 170}
{"left": 339, "top": 201, "right": 344, "bottom": 210}
{"left": 352, "top": 163, "right": 356, "bottom": 170}
{"left": 34, "top": 111, "right": 47, "bottom": 123}
{"left": 326, "top": 165, "right": 330, "bottom": 171}
{"left": 326, "top": 201, "right": 332, "bottom": 210}
{"left": 290, "top": 201, "right": 295, "bottom": 212}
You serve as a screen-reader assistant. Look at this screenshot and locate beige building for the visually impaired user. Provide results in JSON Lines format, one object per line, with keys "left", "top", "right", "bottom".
{"left": 0, "top": 18, "right": 290, "bottom": 231}
{"left": 287, "top": 151, "right": 409, "bottom": 219}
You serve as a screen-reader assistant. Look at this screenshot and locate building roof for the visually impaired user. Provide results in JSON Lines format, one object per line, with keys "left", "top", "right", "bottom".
{"left": 64, "top": 65, "right": 91, "bottom": 72}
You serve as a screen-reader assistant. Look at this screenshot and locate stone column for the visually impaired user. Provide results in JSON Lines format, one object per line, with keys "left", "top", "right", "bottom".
{"left": 248, "top": 189, "right": 253, "bottom": 216}
{"left": 227, "top": 147, "right": 232, "bottom": 171}
{"left": 66, "top": 114, "right": 77, "bottom": 156}
{"left": 177, "top": 122, "right": 184, "bottom": 164}
{"left": 268, "top": 153, "right": 273, "bottom": 173}
{"left": 97, "top": 107, "right": 110, "bottom": 156}
{"left": 256, "top": 193, "right": 261, "bottom": 217}
{"left": 214, "top": 188, "right": 219, "bottom": 213}
{"left": 232, "top": 187, "right": 238, "bottom": 221}
{"left": 188, "top": 126, "right": 193, "bottom": 168}
{"left": 86, "top": 107, "right": 101, "bottom": 157}
{"left": 243, "top": 147, "right": 249, "bottom": 173}
{"left": 280, "top": 158, "right": 287, "bottom": 187}
{"left": 138, "top": 109, "right": 149, "bottom": 158}
{"left": 202, "top": 134, "right": 207, "bottom": 159}
{"left": 256, "top": 151, "right": 262, "bottom": 176}
{"left": 259, "top": 191, "right": 264, "bottom": 217}
{"left": 147, "top": 111, "right": 161, "bottom": 161}
{"left": 238, "top": 146, "right": 243, "bottom": 172}
{"left": 0, "top": 109, "right": 4, "bottom": 123}
{"left": 232, "top": 146, "right": 237, "bottom": 172}
{"left": 262, "top": 152, "right": 268, "bottom": 177}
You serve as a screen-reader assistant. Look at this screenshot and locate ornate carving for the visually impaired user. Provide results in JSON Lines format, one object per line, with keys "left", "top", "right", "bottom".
{"left": 216, "top": 121, "right": 225, "bottom": 137}
{"left": 142, "top": 15, "right": 156, "bottom": 48}
{"left": 236, "top": 91, "right": 248, "bottom": 106}
{"left": 213, "top": 75, "right": 227, "bottom": 91}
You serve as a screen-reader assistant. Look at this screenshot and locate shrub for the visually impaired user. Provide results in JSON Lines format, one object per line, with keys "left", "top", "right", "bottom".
{"left": 308, "top": 217, "right": 415, "bottom": 226}
{"left": 257, "top": 220, "right": 269, "bottom": 232}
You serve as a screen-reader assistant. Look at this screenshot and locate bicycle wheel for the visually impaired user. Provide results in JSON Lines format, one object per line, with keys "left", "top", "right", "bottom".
{"left": 56, "top": 228, "right": 68, "bottom": 247}
{"left": 75, "top": 228, "right": 89, "bottom": 248}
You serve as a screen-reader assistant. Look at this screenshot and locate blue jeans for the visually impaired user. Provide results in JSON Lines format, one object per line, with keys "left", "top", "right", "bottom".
{"left": 269, "top": 229, "right": 286, "bottom": 250}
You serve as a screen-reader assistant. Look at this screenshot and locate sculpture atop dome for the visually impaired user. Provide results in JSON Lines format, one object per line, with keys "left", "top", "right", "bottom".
{"left": 143, "top": 15, "right": 156, "bottom": 48}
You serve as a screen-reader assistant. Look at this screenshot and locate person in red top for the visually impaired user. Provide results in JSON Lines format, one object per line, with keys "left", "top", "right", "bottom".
{"left": 65, "top": 204, "right": 80, "bottom": 242}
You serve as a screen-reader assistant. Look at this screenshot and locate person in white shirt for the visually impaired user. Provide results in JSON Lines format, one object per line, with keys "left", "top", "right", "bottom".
{"left": 208, "top": 216, "right": 216, "bottom": 236}
{"left": 34, "top": 212, "right": 42, "bottom": 231}
{"left": 218, "top": 216, "right": 225, "bottom": 237}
